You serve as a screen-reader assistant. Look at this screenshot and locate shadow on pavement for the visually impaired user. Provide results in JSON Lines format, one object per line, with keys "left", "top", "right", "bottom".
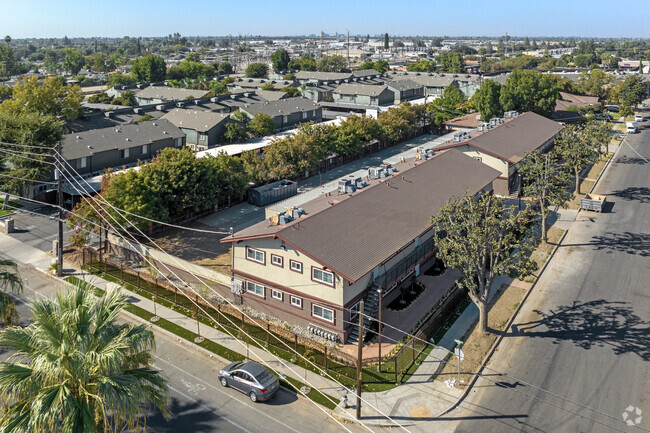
{"left": 507, "top": 300, "right": 650, "bottom": 361}
{"left": 590, "top": 231, "right": 650, "bottom": 257}
{"left": 611, "top": 186, "right": 650, "bottom": 203}
{"left": 143, "top": 397, "right": 218, "bottom": 433}
{"left": 614, "top": 155, "right": 648, "bottom": 165}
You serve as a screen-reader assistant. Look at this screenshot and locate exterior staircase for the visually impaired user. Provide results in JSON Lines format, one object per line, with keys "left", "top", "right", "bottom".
{"left": 347, "top": 285, "right": 381, "bottom": 344}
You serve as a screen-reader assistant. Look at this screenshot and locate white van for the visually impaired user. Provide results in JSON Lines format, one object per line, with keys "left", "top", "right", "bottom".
{"left": 626, "top": 121, "right": 638, "bottom": 133}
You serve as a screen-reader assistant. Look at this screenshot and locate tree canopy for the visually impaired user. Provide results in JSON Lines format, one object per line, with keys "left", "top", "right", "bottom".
{"left": 431, "top": 191, "right": 536, "bottom": 333}
{"left": 245, "top": 62, "right": 268, "bottom": 78}
{"left": 472, "top": 79, "right": 502, "bottom": 121}
{"left": 0, "top": 76, "right": 83, "bottom": 120}
{"left": 131, "top": 54, "right": 166, "bottom": 82}
{"left": 499, "top": 69, "right": 560, "bottom": 118}
{"left": 271, "top": 49, "right": 290, "bottom": 72}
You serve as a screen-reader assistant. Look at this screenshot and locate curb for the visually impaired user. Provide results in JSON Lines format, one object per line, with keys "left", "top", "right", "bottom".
{"left": 440, "top": 129, "right": 627, "bottom": 416}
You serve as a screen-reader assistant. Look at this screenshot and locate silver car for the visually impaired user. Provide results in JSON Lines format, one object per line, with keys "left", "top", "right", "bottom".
{"left": 218, "top": 361, "right": 280, "bottom": 402}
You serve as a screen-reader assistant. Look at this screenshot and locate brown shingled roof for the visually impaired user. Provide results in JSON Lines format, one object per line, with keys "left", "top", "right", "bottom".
{"left": 224, "top": 149, "right": 500, "bottom": 282}
{"left": 437, "top": 112, "right": 563, "bottom": 163}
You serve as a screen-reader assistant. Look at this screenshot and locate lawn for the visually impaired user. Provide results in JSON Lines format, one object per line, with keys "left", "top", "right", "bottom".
{"left": 0, "top": 197, "right": 22, "bottom": 216}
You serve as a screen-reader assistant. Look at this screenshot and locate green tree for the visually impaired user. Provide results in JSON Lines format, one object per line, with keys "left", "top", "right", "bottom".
{"left": 0, "top": 76, "right": 83, "bottom": 120}
{"left": 281, "top": 86, "right": 301, "bottom": 97}
{"left": 555, "top": 124, "right": 598, "bottom": 195}
{"left": 245, "top": 62, "right": 268, "bottom": 78}
{"left": 247, "top": 113, "right": 276, "bottom": 137}
{"left": 406, "top": 59, "right": 436, "bottom": 72}
{"left": 0, "top": 45, "right": 15, "bottom": 79}
{"left": 260, "top": 82, "right": 275, "bottom": 91}
{"left": 518, "top": 149, "right": 572, "bottom": 243}
{"left": 223, "top": 122, "right": 247, "bottom": 143}
{"left": 499, "top": 69, "right": 559, "bottom": 118}
{"left": 0, "top": 284, "right": 170, "bottom": 432}
{"left": 0, "top": 112, "right": 63, "bottom": 195}
{"left": 436, "top": 85, "right": 467, "bottom": 110}
{"left": 212, "top": 61, "right": 233, "bottom": 75}
{"left": 472, "top": 79, "right": 502, "bottom": 121}
{"left": 0, "top": 258, "right": 23, "bottom": 327}
{"left": 271, "top": 49, "right": 290, "bottom": 72}
{"left": 63, "top": 48, "right": 85, "bottom": 75}
{"left": 431, "top": 191, "right": 536, "bottom": 333}
{"left": 616, "top": 75, "right": 648, "bottom": 107}
{"left": 106, "top": 72, "right": 137, "bottom": 88}
{"left": 439, "top": 52, "right": 465, "bottom": 73}
{"left": 316, "top": 55, "right": 348, "bottom": 72}
{"left": 131, "top": 54, "right": 166, "bottom": 82}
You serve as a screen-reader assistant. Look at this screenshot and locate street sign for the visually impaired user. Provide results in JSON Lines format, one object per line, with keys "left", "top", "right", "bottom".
{"left": 454, "top": 339, "right": 464, "bottom": 346}
{"left": 454, "top": 347, "right": 465, "bottom": 361}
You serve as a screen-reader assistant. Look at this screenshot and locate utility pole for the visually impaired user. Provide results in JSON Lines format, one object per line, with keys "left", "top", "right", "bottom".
{"left": 355, "top": 300, "right": 364, "bottom": 420}
{"left": 377, "top": 289, "right": 383, "bottom": 372}
{"left": 56, "top": 140, "right": 63, "bottom": 277}
{"left": 347, "top": 30, "right": 350, "bottom": 69}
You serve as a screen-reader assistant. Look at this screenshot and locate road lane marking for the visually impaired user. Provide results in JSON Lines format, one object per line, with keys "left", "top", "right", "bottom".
{"left": 154, "top": 355, "right": 302, "bottom": 433}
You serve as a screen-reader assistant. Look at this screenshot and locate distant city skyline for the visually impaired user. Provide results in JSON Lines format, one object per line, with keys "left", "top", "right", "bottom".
{"left": 2, "top": 0, "right": 649, "bottom": 39}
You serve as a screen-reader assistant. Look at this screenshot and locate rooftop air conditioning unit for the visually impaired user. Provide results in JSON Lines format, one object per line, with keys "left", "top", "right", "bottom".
{"left": 368, "top": 167, "right": 385, "bottom": 179}
{"left": 380, "top": 163, "right": 396, "bottom": 174}
{"left": 156, "top": 105, "right": 165, "bottom": 112}
{"left": 453, "top": 132, "right": 463, "bottom": 142}
{"left": 133, "top": 108, "right": 142, "bottom": 114}
{"left": 176, "top": 102, "right": 184, "bottom": 108}
{"left": 477, "top": 123, "right": 486, "bottom": 132}
{"left": 104, "top": 111, "right": 113, "bottom": 118}
{"left": 338, "top": 179, "right": 356, "bottom": 194}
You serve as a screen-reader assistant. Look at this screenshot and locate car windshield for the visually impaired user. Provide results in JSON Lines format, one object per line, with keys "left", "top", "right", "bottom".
{"left": 255, "top": 369, "right": 275, "bottom": 383}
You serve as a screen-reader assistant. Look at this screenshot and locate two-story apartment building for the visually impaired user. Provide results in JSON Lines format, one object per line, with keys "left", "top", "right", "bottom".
{"left": 386, "top": 79, "right": 425, "bottom": 103}
{"left": 162, "top": 108, "right": 232, "bottom": 150}
{"left": 61, "top": 119, "right": 185, "bottom": 177}
{"left": 435, "top": 112, "right": 564, "bottom": 195}
{"left": 239, "top": 98, "right": 322, "bottom": 131}
{"left": 221, "top": 149, "right": 500, "bottom": 342}
{"left": 332, "top": 83, "right": 395, "bottom": 106}
{"left": 134, "top": 86, "right": 210, "bottom": 105}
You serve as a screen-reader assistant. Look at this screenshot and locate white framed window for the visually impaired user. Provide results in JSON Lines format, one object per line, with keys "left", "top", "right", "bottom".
{"left": 77, "top": 157, "right": 87, "bottom": 169}
{"left": 120, "top": 148, "right": 130, "bottom": 159}
{"left": 271, "top": 254, "right": 283, "bottom": 267}
{"left": 290, "top": 296, "right": 302, "bottom": 308}
{"left": 290, "top": 260, "right": 302, "bottom": 273}
{"left": 141, "top": 144, "right": 148, "bottom": 155}
{"left": 271, "top": 289, "right": 283, "bottom": 301}
{"left": 176, "top": 137, "right": 183, "bottom": 147}
{"left": 312, "top": 267, "right": 334, "bottom": 286}
{"left": 246, "top": 247, "right": 265, "bottom": 264}
{"left": 312, "top": 304, "right": 334, "bottom": 323}
{"left": 246, "top": 281, "right": 264, "bottom": 298}
{"left": 312, "top": 110, "right": 316, "bottom": 116}
{"left": 302, "top": 111, "right": 307, "bottom": 119}
{"left": 282, "top": 115, "right": 288, "bottom": 124}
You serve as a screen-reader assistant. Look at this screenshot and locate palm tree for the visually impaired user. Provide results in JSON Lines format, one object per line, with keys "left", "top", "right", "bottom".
{"left": 0, "top": 258, "right": 23, "bottom": 327}
{"left": 0, "top": 283, "right": 170, "bottom": 432}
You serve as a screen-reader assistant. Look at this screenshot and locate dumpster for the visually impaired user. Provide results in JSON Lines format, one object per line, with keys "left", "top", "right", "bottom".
{"left": 580, "top": 193, "right": 606, "bottom": 212}
{"left": 247, "top": 180, "right": 298, "bottom": 206}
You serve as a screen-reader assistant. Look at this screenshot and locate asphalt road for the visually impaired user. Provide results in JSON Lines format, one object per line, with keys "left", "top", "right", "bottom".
{"left": 451, "top": 116, "right": 650, "bottom": 432}
{"left": 3, "top": 205, "right": 76, "bottom": 252}
{"left": 2, "top": 265, "right": 362, "bottom": 433}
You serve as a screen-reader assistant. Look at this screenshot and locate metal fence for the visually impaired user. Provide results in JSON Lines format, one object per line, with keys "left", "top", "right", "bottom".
{"left": 83, "top": 248, "right": 465, "bottom": 386}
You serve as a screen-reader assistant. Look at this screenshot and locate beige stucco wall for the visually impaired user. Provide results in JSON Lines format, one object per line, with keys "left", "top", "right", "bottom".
{"left": 453, "top": 145, "right": 509, "bottom": 178}
{"left": 233, "top": 237, "right": 344, "bottom": 305}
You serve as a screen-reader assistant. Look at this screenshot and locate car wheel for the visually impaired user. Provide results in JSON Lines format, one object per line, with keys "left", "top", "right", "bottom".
{"left": 249, "top": 391, "right": 258, "bottom": 402}
{"left": 220, "top": 377, "right": 228, "bottom": 387}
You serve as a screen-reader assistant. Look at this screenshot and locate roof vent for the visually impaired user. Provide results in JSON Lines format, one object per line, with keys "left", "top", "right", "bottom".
{"left": 126, "top": 138, "right": 131, "bottom": 141}
{"left": 76, "top": 136, "right": 81, "bottom": 139}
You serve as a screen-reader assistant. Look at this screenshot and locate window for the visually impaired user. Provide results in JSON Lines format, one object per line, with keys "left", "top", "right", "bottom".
{"left": 282, "top": 115, "right": 288, "bottom": 124}
{"left": 312, "top": 304, "right": 334, "bottom": 323}
{"left": 290, "top": 260, "right": 302, "bottom": 273}
{"left": 271, "top": 289, "right": 283, "bottom": 301}
{"left": 290, "top": 296, "right": 302, "bottom": 308}
{"left": 77, "top": 157, "right": 87, "bottom": 169}
{"left": 176, "top": 138, "right": 183, "bottom": 147}
{"left": 120, "top": 148, "right": 130, "bottom": 159}
{"left": 312, "top": 267, "right": 334, "bottom": 286}
{"left": 141, "top": 144, "right": 148, "bottom": 155}
{"left": 246, "top": 247, "right": 265, "bottom": 264}
{"left": 246, "top": 281, "right": 264, "bottom": 297}
{"left": 302, "top": 112, "right": 307, "bottom": 119}
{"left": 312, "top": 110, "right": 316, "bottom": 116}
{"left": 271, "top": 254, "right": 283, "bottom": 267}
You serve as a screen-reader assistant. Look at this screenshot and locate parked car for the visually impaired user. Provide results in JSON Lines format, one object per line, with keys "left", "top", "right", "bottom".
{"left": 634, "top": 114, "right": 644, "bottom": 122}
{"left": 595, "top": 113, "right": 612, "bottom": 121}
{"left": 605, "top": 105, "right": 620, "bottom": 113}
{"left": 219, "top": 361, "right": 280, "bottom": 402}
{"left": 626, "top": 121, "right": 638, "bottom": 133}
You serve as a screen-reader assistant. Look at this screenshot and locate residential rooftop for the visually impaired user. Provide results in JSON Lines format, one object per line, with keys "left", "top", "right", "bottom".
{"left": 162, "top": 108, "right": 230, "bottom": 132}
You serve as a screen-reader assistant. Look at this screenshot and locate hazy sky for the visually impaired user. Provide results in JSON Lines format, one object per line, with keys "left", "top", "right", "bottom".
{"left": 2, "top": 0, "right": 649, "bottom": 39}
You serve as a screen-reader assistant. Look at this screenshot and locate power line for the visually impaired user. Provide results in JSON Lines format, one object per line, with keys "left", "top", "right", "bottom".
{"left": 54, "top": 170, "right": 391, "bottom": 433}
{"left": 57, "top": 161, "right": 410, "bottom": 432}
{"left": 0, "top": 141, "right": 57, "bottom": 150}
{"left": 0, "top": 173, "right": 57, "bottom": 185}
{"left": 0, "top": 148, "right": 55, "bottom": 165}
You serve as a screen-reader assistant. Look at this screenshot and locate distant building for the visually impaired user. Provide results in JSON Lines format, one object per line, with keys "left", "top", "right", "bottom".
{"left": 134, "top": 86, "right": 210, "bottom": 105}
{"left": 239, "top": 98, "right": 322, "bottom": 131}
{"left": 386, "top": 79, "right": 425, "bottom": 103}
{"left": 332, "top": 83, "right": 395, "bottom": 106}
{"left": 162, "top": 109, "right": 233, "bottom": 151}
